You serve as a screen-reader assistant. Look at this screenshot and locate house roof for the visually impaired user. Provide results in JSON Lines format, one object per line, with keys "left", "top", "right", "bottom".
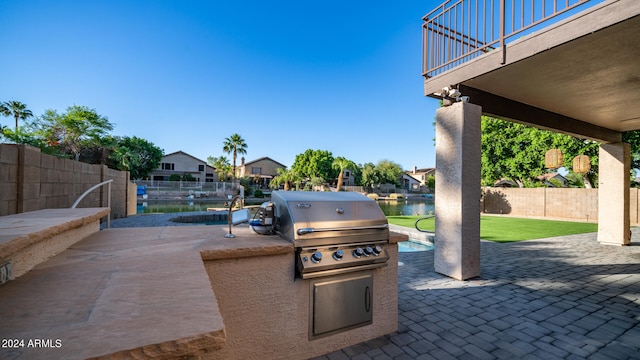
{"left": 407, "top": 167, "right": 435, "bottom": 176}
{"left": 493, "top": 178, "right": 518, "bottom": 187}
{"left": 403, "top": 173, "right": 422, "bottom": 182}
{"left": 242, "top": 156, "right": 287, "bottom": 169}
{"left": 536, "top": 173, "right": 566, "bottom": 181}
{"left": 163, "top": 150, "right": 208, "bottom": 164}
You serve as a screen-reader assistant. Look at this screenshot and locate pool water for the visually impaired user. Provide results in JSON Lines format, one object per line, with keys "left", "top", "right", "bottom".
{"left": 398, "top": 240, "right": 434, "bottom": 252}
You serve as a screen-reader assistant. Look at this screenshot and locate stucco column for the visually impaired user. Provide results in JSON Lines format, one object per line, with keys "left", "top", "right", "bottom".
{"left": 434, "top": 102, "right": 481, "bottom": 280}
{"left": 597, "top": 143, "right": 630, "bottom": 246}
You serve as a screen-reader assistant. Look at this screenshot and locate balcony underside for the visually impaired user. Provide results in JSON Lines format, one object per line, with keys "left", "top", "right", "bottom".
{"left": 424, "top": 0, "right": 640, "bottom": 143}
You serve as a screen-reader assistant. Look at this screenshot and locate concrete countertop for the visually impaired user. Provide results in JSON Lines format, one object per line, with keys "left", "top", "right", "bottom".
{"left": 199, "top": 226, "right": 293, "bottom": 261}
{"left": 0, "top": 224, "right": 297, "bottom": 359}
{"left": 0, "top": 208, "right": 110, "bottom": 257}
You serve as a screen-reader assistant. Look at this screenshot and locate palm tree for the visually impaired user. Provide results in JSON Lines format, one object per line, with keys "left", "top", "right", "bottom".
{"left": 0, "top": 100, "right": 34, "bottom": 133}
{"left": 222, "top": 133, "right": 247, "bottom": 180}
{"left": 332, "top": 157, "right": 357, "bottom": 192}
{"left": 208, "top": 155, "right": 232, "bottom": 181}
{"left": 271, "top": 168, "right": 301, "bottom": 191}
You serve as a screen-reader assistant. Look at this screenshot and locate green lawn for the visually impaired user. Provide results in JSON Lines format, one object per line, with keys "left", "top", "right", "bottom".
{"left": 387, "top": 215, "right": 599, "bottom": 243}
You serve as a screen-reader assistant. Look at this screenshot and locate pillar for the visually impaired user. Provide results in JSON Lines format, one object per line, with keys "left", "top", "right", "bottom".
{"left": 434, "top": 102, "right": 481, "bottom": 280}
{"left": 597, "top": 143, "right": 630, "bottom": 246}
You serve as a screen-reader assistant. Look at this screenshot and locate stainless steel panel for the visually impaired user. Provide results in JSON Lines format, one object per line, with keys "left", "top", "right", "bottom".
{"left": 297, "top": 241, "right": 389, "bottom": 279}
{"left": 272, "top": 191, "right": 388, "bottom": 246}
{"left": 310, "top": 272, "right": 373, "bottom": 339}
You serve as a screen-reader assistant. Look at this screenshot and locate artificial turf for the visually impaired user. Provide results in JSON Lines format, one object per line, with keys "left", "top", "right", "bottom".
{"left": 386, "top": 215, "right": 599, "bottom": 243}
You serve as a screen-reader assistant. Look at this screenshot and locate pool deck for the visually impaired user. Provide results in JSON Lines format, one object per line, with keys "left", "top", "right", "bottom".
{"left": 4, "top": 213, "right": 640, "bottom": 359}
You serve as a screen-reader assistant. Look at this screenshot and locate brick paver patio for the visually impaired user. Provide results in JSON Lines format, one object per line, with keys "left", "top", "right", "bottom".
{"left": 315, "top": 233, "right": 640, "bottom": 359}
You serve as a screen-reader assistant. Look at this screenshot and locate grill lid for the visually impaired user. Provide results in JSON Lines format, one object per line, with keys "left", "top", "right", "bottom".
{"left": 272, "top": 191, "right": 389, "bottom": 246}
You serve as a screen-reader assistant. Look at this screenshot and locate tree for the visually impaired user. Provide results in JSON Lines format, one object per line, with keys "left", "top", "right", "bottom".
{"left": 375, "top": 159, "right": 404, "bottom": 185}
{"left": 207, "top": 155, "right": 231, "bottom": 181}
{"left": 360, "top": 162, "right": 379, "bottom": 190}
{"left": 623, "top": 130, "right": 640, "bottom": 176}
{"left": 291, "top": 149, "right": 336, "bottom": 182}
{"left": 332, "top": 156, "right": 357, "bottom": 191}
{"left": 109, "top": 136, "right": 163, "bottom": 179}
{"left": 35, "top": 105, "right": 114, "bottom": 160}
{"left": 481, "top": 116, "right": 600, "bottom": 187}
{"left": 0, "top": 100, "right": 33, "bottom": 133}
{"left": 222, "top": 133, "right": 247, "bottom": 180}
{"left": 270, "top": 167, "right": 300, "bottom": 191}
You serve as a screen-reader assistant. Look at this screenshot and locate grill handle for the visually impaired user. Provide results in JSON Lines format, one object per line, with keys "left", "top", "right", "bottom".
{"left": 296, "top": 224, "right": 388, "bottom": 236}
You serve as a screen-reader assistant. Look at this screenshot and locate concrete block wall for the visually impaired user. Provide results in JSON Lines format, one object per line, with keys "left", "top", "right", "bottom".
{"left": 0, "top": 145, "right": 18, "bottom": 215}
{"left": 483, "top": 187, "right": 640, "bottom": 225}
{"left": 482, "top": 187, "right": 546, "bottom": 217}
{"left": 0, "top": 144, "right": 131, "bottom": 219}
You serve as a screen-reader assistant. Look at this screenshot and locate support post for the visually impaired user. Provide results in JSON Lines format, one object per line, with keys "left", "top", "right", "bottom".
{"left": 597, "top": 143, "right": 630, "bottom": 246}
{"left": 434, "top": 102, "right": 481, "bottom": 280}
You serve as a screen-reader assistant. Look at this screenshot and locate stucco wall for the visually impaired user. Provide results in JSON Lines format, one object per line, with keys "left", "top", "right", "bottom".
{"left": 202, "top": 246, "right": 399, "bottom": 359}
{"left": 0, "top": 144, "right": 131, "bottom": 219}
{"left": 482, "top": 187, "right": 640, "bottom": 225}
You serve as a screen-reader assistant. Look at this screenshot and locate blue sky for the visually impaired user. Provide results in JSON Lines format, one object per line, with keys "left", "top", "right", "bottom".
{"left": 0, "top": 1, "right": 442, "bottom": 170}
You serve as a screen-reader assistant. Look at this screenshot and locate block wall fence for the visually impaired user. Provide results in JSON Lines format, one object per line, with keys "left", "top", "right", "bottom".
{"left": 0, "top": 144, "right": 132, "bottom": 219}
{"left": 482, "top": 187, "right": 640, "bottom": 225}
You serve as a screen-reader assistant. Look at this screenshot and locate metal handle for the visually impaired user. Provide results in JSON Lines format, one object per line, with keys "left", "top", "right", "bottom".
{"left": 364, "top": 286, "right": 371, "bottom": 312}
{"left": 297, "top": 223, "right": 388, "bottom": 236}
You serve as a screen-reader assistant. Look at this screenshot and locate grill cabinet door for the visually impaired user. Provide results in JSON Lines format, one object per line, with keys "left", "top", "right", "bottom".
{"left": 310, "top": 272, "right": 373, "bottom": 339}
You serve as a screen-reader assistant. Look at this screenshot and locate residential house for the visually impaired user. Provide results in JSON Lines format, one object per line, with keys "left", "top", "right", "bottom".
{"left": 493, "top": 178, "right": 519, "bottom": 188}
{"left": 536, "top": 173, "right": 568, "bottom": 187}
{"left": 149, "top": 151, "right": 217, "bottom": 182}
{"left": 404, "top": 166, "right": 435, "bottom": 191}
{"left": 236, "top": 157, "right": 286, "bottom": 188}
{"left": 402, "top": 173, "right": 422, "bottom": 191}
{"left": 336, "top": 168, "right": 356, "bottom": 188}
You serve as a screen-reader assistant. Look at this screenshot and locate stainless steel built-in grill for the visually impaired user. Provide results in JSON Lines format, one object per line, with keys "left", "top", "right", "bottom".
{"left": 272, "top": 191, "right": 392, "bottom": 339}
{"left": 272, "top": 191, "right": 390, "bottom": 279}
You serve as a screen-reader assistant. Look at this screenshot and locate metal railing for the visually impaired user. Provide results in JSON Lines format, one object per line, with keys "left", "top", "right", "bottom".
{"left": 422, "top": 0, "right": 594, "bottom": 79}
{"left": 133, "top": 179, "right": 239, "bottom": 192}
{"left": 71, "top": 179, "right": 113, "bottom": 228}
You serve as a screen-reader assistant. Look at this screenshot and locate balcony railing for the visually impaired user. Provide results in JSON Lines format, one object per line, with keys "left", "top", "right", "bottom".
{"left": 422, "top": 0, "right": 595, "bottom": 79}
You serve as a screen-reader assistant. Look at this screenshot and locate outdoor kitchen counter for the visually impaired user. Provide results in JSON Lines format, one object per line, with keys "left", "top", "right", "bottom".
{"left": 0, "top": 223, "right": 406, "bottom": 360}
{"left": 199, "top": 226, "right": 294, "bottom": 261}
{"left": 199, "top": 226, "right": 407, "bottom": 261}
{"left": 200, "top": 226, "right": 408, "bottom": 360}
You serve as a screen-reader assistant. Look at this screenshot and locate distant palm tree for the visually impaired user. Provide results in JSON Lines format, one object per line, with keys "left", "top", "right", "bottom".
{"left": 271, "top": 167, "right": 300, "bottom": 191}
{"left": 332, "top": 157, "right": 356, "bottom": 192}
{"left": 222, "top": 133, "right": 247, "bottom": 181}
{"left": 0, "top": 100, "right": 33, "bottom": 133}
{"left": 208, "top": 155, "right": 232, "bottom": 181}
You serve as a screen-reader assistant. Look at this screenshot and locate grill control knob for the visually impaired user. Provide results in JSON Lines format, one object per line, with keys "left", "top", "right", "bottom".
{"left": 364, "top": 246, "right": 373, "bottom": 256}
{"left": 372, "top": 245, "right": 383, "bottom": 256}
{"left": 333, "top": 249, "right": 344, "bottom": 261}
{"left": 311, "top": 251, "right": 322, "bottom": 263}
{"left": 353, "top": 247, "right": 364, "bottom": 258}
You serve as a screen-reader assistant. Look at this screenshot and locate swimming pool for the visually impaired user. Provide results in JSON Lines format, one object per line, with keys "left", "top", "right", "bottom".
{"left": 398, "top": 240, "right": 434, "bottom": 252}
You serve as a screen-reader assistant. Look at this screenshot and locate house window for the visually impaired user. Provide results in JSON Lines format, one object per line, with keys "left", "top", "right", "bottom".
{"left": 198, "top": 164, "right": 205, "bottom": 171}
{"left": 161, "top": 163, "right": 175, "bottom": 170}
{"left": 345, "top": 170, "right": 350, "bottom": 177}
{"left": 251, "top": 167, "right": 262, "bottom": 175}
